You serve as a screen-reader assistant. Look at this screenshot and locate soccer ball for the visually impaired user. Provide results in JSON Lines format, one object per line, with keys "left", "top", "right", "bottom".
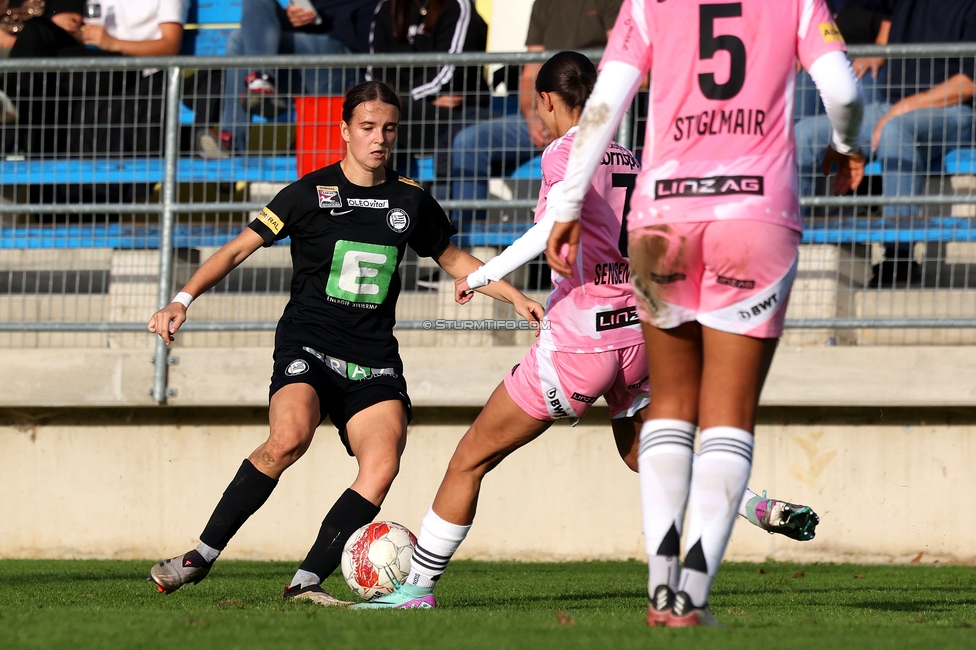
{"left": 340, "top": 521, "right": 417, "bottom": 601}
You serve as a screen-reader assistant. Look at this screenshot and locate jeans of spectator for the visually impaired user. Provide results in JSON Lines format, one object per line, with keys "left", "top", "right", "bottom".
{"left": 794, "top": 68, "right": 880, "bottom": 121}
{"left": 796, "top": 101, "right": 975, "bottom": 218}
{"left": 450, "top": 113, "right": 537, "bottom": 222}
{"left": 220, "top": 0, "right": 356, "bottom": 152}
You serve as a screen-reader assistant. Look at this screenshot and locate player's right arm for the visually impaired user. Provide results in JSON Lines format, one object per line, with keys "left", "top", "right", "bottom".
{"left": 148, "top": 228, "right": 265, "bottom": 345}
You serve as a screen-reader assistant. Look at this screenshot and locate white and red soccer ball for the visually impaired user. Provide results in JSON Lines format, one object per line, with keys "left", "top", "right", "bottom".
{"left": 340, "top": 521, "right": 417, "bottom": 601}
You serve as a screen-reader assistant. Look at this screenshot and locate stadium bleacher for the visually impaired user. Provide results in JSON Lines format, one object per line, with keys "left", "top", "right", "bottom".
{"left": 0, "top": 1, "right": 974, "bottom": 253}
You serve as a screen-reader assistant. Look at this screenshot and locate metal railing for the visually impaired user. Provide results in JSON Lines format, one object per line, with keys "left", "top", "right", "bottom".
{"left": 0, "top": 47, "right": 975, "bottom": 402}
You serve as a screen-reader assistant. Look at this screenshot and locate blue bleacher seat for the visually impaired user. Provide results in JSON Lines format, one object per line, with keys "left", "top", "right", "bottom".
{"left": 0, "top": 157, "right": 298, "bottom": 185}
{"left": 945, "top": 149, "right": 976, "bottom": 174}
{"left": 510, "top": 156, "right": 542, "bottom": 180}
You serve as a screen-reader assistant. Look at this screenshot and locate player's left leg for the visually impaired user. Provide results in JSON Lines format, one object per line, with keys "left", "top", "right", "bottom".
{"left": 669, "top": 220, "right": 800, "bottom": 627}
{"left": 614, "top": 410, "right": 818, "bottom": 541}
{"left": 285, "top": 399, "right": 408, "bottom": 607}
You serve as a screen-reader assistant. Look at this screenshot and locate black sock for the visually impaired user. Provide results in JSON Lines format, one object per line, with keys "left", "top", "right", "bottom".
{"left": 199, "top": 459, "right": 278, "bottom": 551}
{"left": 299, "top": 488, "right": 380, "bottom": 580}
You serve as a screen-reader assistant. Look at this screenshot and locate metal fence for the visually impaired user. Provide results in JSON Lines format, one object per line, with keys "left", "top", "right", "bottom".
{"left": 0, "top": 46, "right": 975, "bottom": 400}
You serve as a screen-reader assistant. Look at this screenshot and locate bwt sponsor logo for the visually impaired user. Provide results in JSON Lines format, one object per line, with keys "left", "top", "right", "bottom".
{"left": 655, "top": 175, "right": 764, "bottom": 198}
{"left": 737, "top": 293, "right": 779, "bottom": 322}
{"left": 421, "top": 319, "right": 550, "bottom": 331}
{"left": 546, "top": 388, "right": 570, "bottom": 418}
{"left": 596, "top": 306, "right": 641, "bottom": 332}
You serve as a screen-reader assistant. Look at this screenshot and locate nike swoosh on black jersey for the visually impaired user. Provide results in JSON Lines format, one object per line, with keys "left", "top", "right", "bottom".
{"left": 330, "top": 209, "right": 353, "bottom": 216}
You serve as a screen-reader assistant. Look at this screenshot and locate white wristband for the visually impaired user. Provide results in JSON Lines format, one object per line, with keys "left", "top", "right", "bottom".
{"left": 172, "top": 292, "right": 193, "bottom": 308}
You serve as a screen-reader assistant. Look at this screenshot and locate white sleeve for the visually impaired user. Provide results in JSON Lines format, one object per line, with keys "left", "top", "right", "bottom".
{"left": 548, "top": 61, "right": 644, "bottom": 222}
{"left": 465, "top": 204, "right": 556, "bottom": 289}
{"left": 159, "top": 0, "right": 188, "bottom": 25}
{"left": 807, "top": 50, "right": 864, "bottom": 155}
{"left": 410, "top": 0, "right": 474, "bottom": 100}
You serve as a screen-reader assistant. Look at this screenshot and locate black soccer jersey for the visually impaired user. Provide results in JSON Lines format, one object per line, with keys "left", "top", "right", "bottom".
{"left": 248, "top": 163, "right": 457, "bottom": 368}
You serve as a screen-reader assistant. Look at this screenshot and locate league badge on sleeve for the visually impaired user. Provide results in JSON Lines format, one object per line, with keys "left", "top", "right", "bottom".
{"left": 317, "top": 185, "right": 342, "bottom": 208}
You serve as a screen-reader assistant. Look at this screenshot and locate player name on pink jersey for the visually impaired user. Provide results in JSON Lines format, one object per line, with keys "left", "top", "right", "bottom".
{"left": 673, "top": 108, "right": 766, "bottom": 142}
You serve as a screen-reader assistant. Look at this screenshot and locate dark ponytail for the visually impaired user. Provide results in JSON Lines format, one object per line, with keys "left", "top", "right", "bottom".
{"left": 342, "top": 80, "right": 402, "bottom": 123}
{"left": 535, "top": 51, "right": 597, "bottom": 111}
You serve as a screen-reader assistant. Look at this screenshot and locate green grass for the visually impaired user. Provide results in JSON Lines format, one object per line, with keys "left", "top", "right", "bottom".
{"left": 2, "top": 560, "right": 976, "bottom": 649}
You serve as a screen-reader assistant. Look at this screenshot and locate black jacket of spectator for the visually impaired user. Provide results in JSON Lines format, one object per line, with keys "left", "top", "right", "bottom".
{"left": 370, "top": 0, "right": 489, "bottom": 106}
{"left": 829, "top": 0, "right": 887, "bottom": 44}
{"left": 854, "top": 0, "right": 976, "bottom": 103}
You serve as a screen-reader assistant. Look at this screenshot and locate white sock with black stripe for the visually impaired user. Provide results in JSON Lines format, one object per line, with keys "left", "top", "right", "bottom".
{"left": 678, "top": 426, "right": 754, "bottom": 608}
{"left": 404, "top": 507, "right": 471, "bottom": 590}
{"left": 638, "top": 419, "right": 697, "bottom": 597}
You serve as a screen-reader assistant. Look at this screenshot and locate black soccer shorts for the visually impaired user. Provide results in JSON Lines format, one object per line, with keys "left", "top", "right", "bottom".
{"left": 269, "top": 345, "right": 413, "bottom": 456}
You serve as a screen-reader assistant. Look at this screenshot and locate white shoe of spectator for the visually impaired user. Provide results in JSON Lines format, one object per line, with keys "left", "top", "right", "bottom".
{"left": 0, "top": 90, "right": 17, "bottom": 124}
{"left": 195, "top": 128, "right": 230, "bottom": 160}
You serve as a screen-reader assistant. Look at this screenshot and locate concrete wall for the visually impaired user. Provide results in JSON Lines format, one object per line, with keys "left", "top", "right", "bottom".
{"left": 1, "top": 346, "right": 974, "bottom": 564}
{"left": 1, "top": 406, "right": 974, "bottom": 564}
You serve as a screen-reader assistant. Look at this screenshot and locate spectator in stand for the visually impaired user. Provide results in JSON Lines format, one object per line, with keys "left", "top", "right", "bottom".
{"left": 5, "top": 0, "right": 188, "bottom": 157}
{"left": 0, "top": 0, "right": 45, "bottom": 54}
{"left": 795, "top": 0, "right": 890, "bottom": 120}
{"left": 449, "top": 0, "right": 622, "bottom": 223}
{"left": 795, "top": 0, "right": 976, "bottom": 286}
{"left": 0, "top": 0, "right": 45, "bottom": 122}
{"left": 368, "top": 0, "right": 492, "bottom": 180}
{"left": 218, "top": 0, "right": 376, "bottom": 155}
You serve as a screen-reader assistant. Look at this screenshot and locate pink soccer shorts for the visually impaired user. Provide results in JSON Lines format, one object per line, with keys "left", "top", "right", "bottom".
{"left": 628, "top": 219, "right": 801, "bottom": 339}
{"left": 504, "top": 342, "right": 650, "bottom": 421}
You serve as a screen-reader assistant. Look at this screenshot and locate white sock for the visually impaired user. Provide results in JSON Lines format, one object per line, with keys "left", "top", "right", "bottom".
{"left": 638, "top": 419, "right": 696, "bottom": 596}
{"left": 405, "top": 507, "right": 471, "bottom": 589}
{"left": 678, "top": 427, "right": 754, "bottom": 608}
{"left": 195, "top": 541, "right": 220, "bottom": 564}
{"left": 739, "top": 487, "right": 759, "bottom": 518}
{"left": 289, "top": 568, "right": 320, "bottom": 589}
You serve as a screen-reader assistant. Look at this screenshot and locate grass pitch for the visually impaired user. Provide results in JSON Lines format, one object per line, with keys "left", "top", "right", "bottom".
{"left": 2, "top": 559, "right": 975, "bottom": 649}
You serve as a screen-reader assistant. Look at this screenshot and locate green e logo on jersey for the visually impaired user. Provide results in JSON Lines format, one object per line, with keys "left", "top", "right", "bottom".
{"left": 326, "top": 240, "right": 398, "bottom": 304}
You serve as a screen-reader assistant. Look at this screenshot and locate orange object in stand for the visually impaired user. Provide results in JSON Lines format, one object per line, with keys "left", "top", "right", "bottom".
{"left": 294, "top": 96, "right": 347, "bottom": 178}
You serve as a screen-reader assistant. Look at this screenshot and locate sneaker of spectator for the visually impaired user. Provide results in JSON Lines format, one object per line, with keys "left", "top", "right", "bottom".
{"left": 194, "top": 127, "right": 230, "bottom": 160}
{"left": 240, "top": 71, "right": 289, "bottom": 120}
{"left": 0, "top": 90, "right": 17, "bottom": 124}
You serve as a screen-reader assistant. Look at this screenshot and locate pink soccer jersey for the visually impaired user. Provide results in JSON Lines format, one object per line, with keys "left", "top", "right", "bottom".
{"left": 603, "top": 0, "right": 847, "bottom": 232}
{"left": 536, "top": 128, "right": 645, "bottom": 353}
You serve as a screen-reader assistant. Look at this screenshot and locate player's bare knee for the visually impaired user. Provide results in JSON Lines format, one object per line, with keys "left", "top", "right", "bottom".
{"left": 265, "top": 429, "right": 313, "bottom": 466}
{"left": 360, "top": 453, "right": 400, "bottom": 490}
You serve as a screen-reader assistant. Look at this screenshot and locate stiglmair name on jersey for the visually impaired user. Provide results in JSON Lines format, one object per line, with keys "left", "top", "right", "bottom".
{"left": 673, "top": 108, "right": 766, "bottom": 142}
{"left": 655, "top": 175, "right": 764, "bottom": 199}
{"left": 594, "top": 261, "right": 631, "bottom": 286}
{"left": 596, "top": 306, "right": 640, "bottom": 332}
{"left": 317, "top": 185, "right": 342, "bottom": 208}
{"left": 347, "top": 198, "right": 390, "bottom": 209}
